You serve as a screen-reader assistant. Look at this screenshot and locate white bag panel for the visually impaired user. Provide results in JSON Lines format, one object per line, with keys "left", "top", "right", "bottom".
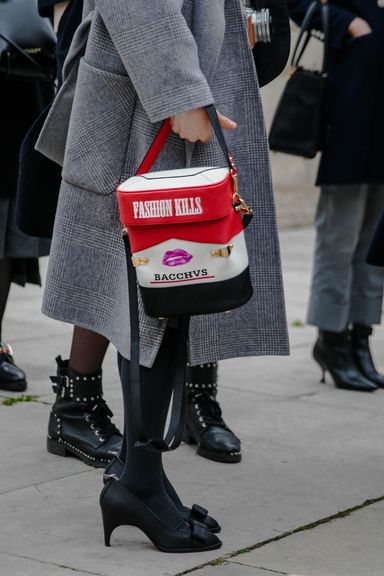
{"left": 133, "top": 230, "right": 249, "bottom": 288}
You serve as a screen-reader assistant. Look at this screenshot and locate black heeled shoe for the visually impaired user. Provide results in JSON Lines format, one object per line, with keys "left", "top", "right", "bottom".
{"left": 313, "top": 330, "right": 377, "bottom": 392}
{"left": 350, "top": 324, "right": 384, "bottom": 388}
{"left": 103, "top": 454, "right": 221, "bottom": 534}
{"left": 100, "top": 480, "right": 222, "bottom": 553}
{"left": 0, "top": 343, "right": 27, "bottom": 392}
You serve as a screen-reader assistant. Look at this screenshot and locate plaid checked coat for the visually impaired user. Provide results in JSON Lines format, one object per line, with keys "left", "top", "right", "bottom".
{"left": 37, "top": 0, "right": 289, "bottom": 366}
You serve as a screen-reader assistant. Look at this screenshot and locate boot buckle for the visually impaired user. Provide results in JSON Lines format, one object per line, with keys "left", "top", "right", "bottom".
{"left": 50, "top": 374, "right": 70, "bottom": 397}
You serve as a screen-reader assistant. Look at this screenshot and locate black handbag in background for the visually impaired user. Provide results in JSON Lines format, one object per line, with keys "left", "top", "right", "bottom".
{"left": 0, "top": 0, "right": 56, "bottom": 82}
{"left": 246, "top": 0, "right": 291, "bottom": 87}
{"left": 269, "top": 0, "right": 329, "bottom": 158}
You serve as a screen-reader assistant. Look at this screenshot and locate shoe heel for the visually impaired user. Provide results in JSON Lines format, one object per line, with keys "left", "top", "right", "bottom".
{"left": 101, "top": 508, "right": 123, "bottom": 547}
{"left": 313, "top": 347, "right": 327, "bottom": 384}
{"left": 47, "top": 437, "right": 68, "bottom": 457}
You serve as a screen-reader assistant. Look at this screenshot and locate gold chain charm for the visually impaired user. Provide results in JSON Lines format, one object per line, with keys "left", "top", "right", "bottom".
{"left": 231, "top": 172, "right": 253, "bottom": 216}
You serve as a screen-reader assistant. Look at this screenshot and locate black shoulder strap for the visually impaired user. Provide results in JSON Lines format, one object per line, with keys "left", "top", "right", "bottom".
{"left": 123, "top": 230, "right": 190, "bottom": 453}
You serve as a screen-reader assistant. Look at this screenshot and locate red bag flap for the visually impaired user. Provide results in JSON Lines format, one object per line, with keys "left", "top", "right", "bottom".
{"left": 117, "top": 172, "right": 234, "bottom": 227}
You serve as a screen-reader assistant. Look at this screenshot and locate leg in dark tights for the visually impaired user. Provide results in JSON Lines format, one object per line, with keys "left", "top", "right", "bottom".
{"left": 69, "top": 325, "right": 109, "bottom": 373}
{"left": 117, "top": 327, "right": 187, "bottom": 532}
{"left": 0, "top": 258, "right": 12, "bottom": 341}
{"left": 116, "top": 353, "right": 184, "bottom": 512}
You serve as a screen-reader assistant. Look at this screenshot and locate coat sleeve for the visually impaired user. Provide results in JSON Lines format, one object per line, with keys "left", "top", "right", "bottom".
{"left": 287, "top": 0, "right": 357, "bottom": 49}
{"left": 94, "top": 0, "right": 214, "bottom": 123}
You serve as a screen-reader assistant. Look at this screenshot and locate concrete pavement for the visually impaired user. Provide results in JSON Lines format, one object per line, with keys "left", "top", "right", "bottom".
{"left": 1, "top": 227, "right": 383, "bottom": 576}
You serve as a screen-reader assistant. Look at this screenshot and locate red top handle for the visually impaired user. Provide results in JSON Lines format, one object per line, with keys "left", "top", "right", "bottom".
{"left": 134, "top": 106, "right": 235, "bottom": 177}
{"left": 136, "top": 119, "right": 172, "bottom": 175}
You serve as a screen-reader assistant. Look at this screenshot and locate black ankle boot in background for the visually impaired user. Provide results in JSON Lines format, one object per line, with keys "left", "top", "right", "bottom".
{"left": 350, "top": 324, "right": 384, "bottom": 388}
{"left": 183, "top": 363, "right": 241, "bottom": 463}
{"left": 47, "top": 357, "right": 122, "bottom": 467}
{"left": 313, "top": 330, "right": 377, "bottom": 392}
{"left": 0, "top": 343, "right": 27, "bottom": 392}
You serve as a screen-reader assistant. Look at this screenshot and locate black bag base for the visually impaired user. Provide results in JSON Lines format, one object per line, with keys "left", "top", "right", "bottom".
{"left": 140, "top": 267, "right": 254, "bottom": 318}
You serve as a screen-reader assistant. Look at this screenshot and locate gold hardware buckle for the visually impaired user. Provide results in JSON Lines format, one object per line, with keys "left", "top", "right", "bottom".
{"left": 211, "top": 244, "right": 234, "bottom": 258}
{"left": 131, "top": 257, "right": 149, "bottom": 267}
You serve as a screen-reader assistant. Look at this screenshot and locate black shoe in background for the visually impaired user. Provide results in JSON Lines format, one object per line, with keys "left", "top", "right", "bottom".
{"left": 313, "top": 329, "right": 377, "bottom": 392}
{"left": 47, "top": 356, "right": 122, "bottom": 468}
{"left": 351, "top": 324, "right": 384, "bottom": 388}
{"left": 0, "top": 343, "right": 27, "bottom": 392}
{"left": 183, "top": 363, "right": 241, "bottom": 463}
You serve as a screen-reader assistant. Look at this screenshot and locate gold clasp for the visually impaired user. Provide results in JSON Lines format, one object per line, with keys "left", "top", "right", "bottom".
{"left": 211, "top": 244, "right": 234, "bottom": 258}
{"left": 131, "top": 257, "right": 149, "bottom": 267}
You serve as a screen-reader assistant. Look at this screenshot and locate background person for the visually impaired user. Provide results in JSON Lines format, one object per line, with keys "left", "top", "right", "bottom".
{"left": 0, "top": 40, "right": 52, "bottom": 392}
{"left": 35, "top": 0, "right": 123, "bottom": 468}
{"left": 288, "top": 0, "right": 384, "bottom": 391}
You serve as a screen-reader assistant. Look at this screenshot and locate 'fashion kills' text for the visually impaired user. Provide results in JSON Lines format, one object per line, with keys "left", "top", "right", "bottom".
{"left": 132, "top": 197, "right": 203, "bottom": 219}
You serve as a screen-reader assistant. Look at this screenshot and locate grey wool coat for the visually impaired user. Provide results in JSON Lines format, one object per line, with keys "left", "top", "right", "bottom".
{"left": 37, "top": 0, "right": 289, "bottom": 367}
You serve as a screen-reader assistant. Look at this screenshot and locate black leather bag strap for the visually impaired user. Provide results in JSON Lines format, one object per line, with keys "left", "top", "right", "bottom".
{"left": 205, "top": 105, "right": 234, "bottom": 171}
{"left": 123, "top": 230, "right": 190, "bottom": 453}
{"left": 291, "top": 0, "right": 330, "bottom": 76}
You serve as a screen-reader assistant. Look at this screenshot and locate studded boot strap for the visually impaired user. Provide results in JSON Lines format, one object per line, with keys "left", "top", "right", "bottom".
{"left": 50, "top": 357, "right": 103, "bottom": 402}
{"left": 186, "top": 362, "right": 218, "bottom": 393}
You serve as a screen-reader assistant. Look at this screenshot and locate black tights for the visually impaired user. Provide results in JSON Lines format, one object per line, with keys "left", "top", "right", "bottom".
{"left": 0, "top": 259, "right": 12, "bottom": 341}
{"left": 69, "top": 326, "right": 109, "bottom": 374}
{"left": 117, "top": 327, "right": 187, "bottom": 532}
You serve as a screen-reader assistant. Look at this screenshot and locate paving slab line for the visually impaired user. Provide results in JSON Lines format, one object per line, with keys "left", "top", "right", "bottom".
{"left": 176, "top": 494, "right": 384, "bottom": 576}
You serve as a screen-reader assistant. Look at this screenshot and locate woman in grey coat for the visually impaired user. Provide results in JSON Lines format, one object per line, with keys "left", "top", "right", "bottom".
{"left": 37, "top": 0, "right": 289, "bottom": 552}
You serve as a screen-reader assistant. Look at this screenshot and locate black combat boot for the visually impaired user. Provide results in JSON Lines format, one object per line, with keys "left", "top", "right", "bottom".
{"left": 183, "top": 363, "right": 241, "bottom": 463}
{"left": 350, "top": 324, "right": 384, "bottom": 388}
{"left": 0, "top": 343, "right": 27, "bottom": 392}
{"left": 47, "top": 357, "right": 122, "bottom": 468}
{"left": 313, "top": 330, "right": 377, "bottom": 392}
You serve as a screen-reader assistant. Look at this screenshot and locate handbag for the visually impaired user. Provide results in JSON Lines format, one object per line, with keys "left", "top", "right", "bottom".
{"left": 117, "top": 105, "right": 254, "bottom": 319}
{"left": 0, "top": 0, "right": 56, "bottom": 82}
{"left": 269, "top": 0, "right": 330, "bottom": 158}
{"left": 117, "top": 105, "right": 253, "bottom": 453}
{"left": 245, "top": 0, "right": 291, "bottom": 87}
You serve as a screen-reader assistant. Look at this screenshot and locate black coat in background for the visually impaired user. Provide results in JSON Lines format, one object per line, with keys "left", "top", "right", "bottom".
{"left": 16, "top": 0, "right": 83, "bottom": 238}
{"left": 1, "top": 81, "right": 52, "bottom": 199}
{"left": 287, "top": 0, "right": 384, "bottom": 187}
{"left": 39, "top": 0, "right": 83, "bottom": 82}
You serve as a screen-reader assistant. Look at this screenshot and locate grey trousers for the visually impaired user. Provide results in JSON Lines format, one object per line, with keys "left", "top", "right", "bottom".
{"left": 307, "top": 185, "right": 384, "bottom": 331}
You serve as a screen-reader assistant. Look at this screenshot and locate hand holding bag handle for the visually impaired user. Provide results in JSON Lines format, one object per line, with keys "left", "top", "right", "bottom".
{"left": 123, "top": 104, "right": 252, "bottom": 453}
{"left": 136, "top": 105, "right": 235, "bottom": 174}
